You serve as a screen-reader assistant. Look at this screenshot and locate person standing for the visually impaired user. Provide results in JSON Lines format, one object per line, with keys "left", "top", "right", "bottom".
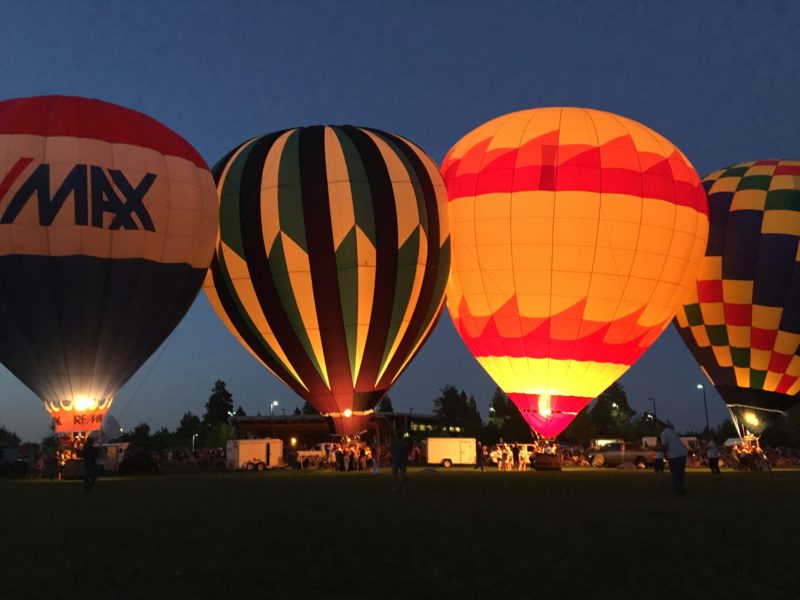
{"left": 653, "top": 442, "right": 665, "bottom": 476}
{"left": 82, "top": 437, "right": 99, "bottom": 494}
{"left": 707, "top": 437, "right": 721, "bottom": 478}
{"left": 474, "top": 440, "right": 485, "bottom": 472}
{"left": 658, "top": 421, "right": 687, "bottom": 494}
{"left": 511, "top": 444, "right": 521, "bottom": 470}
{"left": 391, "top": 433, "right": 412, "bottom": 490}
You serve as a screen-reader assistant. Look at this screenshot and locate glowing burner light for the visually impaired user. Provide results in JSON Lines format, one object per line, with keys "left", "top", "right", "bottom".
{"left": 744, "top": 412, "right": 760, "bottom": 428}
{"left": 74, "top": 395, "right": 98, "bottom": 412}
{"left": 343, "top": 409, "right": 353, "bottom": 418}
{"left": 538, "top": 394, "right": 553, "bottom": 417}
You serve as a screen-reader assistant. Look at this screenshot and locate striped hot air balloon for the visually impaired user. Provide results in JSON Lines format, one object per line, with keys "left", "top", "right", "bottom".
{"left": 675, "top": 160, "right": 800, "bottom": 435}
{"left": 0, "top": 95, "right": 218, "bottom": 443}
{"left": 204, "top": 125, "right": 450, "bottom": 435}
{"left": 443, "top": 107, "right": 709, "bottom": 437}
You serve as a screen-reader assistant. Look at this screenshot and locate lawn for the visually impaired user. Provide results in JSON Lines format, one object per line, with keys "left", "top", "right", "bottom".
{"left": 2, "top": 467, "right": 798, "bottom": 600}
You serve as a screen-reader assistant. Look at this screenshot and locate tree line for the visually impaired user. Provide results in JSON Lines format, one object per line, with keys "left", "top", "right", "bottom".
{"left": 7, "top": 378, "right": 800, "bottom": 451}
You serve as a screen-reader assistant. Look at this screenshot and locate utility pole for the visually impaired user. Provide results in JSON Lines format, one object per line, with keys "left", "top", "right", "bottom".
{"left": 697, "top": 384, "right": 710, "bottom": 435}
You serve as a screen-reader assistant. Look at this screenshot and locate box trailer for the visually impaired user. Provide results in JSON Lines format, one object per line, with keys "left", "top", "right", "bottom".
{"left": 426, "top": 437, "right": 476, "bottom": 468}
{"left": 226, "top": 439, "right": 284, "bottom": 471}
{"left": 100, "top": 442, "right": 130, "bottom": 473}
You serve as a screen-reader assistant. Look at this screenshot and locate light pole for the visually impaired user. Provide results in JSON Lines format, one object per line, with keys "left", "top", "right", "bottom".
{"left": 270, "top": 400, "right": 279, "bottom": 438}
{"left": 648, "top": 397, "right": 657, "bottom": 422}
{"left": 191, "top": 433, "right": 198, "bottom": 452}
{"left": 697, "top": 384, "right": 710, "bottom": 435}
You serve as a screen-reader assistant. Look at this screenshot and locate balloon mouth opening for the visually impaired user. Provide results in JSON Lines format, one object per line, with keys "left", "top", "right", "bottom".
{"left": 322, "top": 409, "right": 374, "bottom": 435}
{"left": 45, "top": 396, "right": 112, "bottom": 434}
{"left": 727, "top": 403, "right": 783, "bottom": 436}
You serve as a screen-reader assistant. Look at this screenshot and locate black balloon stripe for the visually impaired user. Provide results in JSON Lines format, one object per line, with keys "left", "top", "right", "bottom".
{"left": 339, "top": 126, "right": 399, "bottom": 392}
{"left": 209, "top": 252, "right": 308, "bottom": 399}
{"left": 237, "top": 131, "right": 330, "bottom": 397}
{"left": 298, "top": 126, "right": 351, "bottom": 400}
{"left": 366, "top": 129, "right": 446, "bottom": 389}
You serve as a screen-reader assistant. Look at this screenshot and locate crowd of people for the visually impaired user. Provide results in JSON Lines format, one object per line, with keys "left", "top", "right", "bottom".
{"left": 485, "top": 440, "right": 561, "bottom": 470}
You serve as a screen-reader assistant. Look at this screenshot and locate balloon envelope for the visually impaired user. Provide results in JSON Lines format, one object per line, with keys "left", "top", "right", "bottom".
{"left": 443, "top": 107, "right": 708, "bottom": 437}
{"left": 204, "top": 125, "right": 450, "bottom": 434}
{"left": 674, "top": 160, "right": 800, "bottom": 434}
{"left": 0, "top": 96, "right": 218, "bottom": 439}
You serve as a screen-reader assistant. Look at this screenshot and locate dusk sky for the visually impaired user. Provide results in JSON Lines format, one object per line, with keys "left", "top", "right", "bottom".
{"left": 1, "top": 1, "right": 798, "bottom": 441}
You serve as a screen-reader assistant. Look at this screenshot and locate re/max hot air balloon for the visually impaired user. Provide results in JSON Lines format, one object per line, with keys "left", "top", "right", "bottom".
{"left": 675, "top": 160, "right": 800, "bottom": 435}
{"left": 204, "top": 126, "right": 450, "bottom": 435}
{"left": 0, "top": 96, "right": 218, "bottom": 444}
{"left": 443, "top": 107, "right": 709, "bottom": 437}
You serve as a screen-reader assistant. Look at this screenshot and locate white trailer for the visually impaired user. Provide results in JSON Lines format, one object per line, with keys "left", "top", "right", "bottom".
{"left": 226, "top": 439, "right": 284, "bottom": 471}
{"left": 100, "top": 442, "right": 130, "bottom": 473}
{"left": 426, "top": 437, "right": 477, "bottom": 468}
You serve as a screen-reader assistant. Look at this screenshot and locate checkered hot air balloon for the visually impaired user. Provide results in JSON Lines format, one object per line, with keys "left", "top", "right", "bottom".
{"left": 204, "top": 126, "right": 450, "bottom": 435}
{"left": 674, "top": 160, "right": 800, "bottom": 435}
{"left": 443, "top": 107, "right": 709, "bottom": 438}
{"left": 0, "top": 96, "right": 219, "bottom": 444}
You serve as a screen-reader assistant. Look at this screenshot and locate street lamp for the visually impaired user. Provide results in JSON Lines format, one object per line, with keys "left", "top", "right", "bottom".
{"left": 648, "top": 397, "right": 657, "bottom": 422}
{"left": 697, "top": 383, "right": 710, "bottom": 435}
{"left": 270, "top": 400, "right": 279, "bottom": 438}
{"left": 191, "top": 433, "right": 198, "bottom": 451}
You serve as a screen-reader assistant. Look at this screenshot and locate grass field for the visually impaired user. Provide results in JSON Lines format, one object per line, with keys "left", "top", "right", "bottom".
{"left": 2, "top": 467, "right": 798, "bottom": 600}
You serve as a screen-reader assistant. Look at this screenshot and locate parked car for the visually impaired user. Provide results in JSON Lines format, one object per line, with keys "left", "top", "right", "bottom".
{"left": 587, "top": 442, "right": 655, "bottom": 468}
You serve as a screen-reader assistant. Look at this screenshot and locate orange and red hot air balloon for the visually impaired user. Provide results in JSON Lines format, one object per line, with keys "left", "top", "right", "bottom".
{"left": 443, "top": 107, "right": 709, "bottom": 437}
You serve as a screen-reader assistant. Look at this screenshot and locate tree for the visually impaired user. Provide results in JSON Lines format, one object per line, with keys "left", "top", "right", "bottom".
{"left": 559, "top": 408, "right": 597, "bottom": 446}
{"left": 176, "top": 411, "right": 201, "bottom": 444}
{"left": 433, "top": 385, "right": 483, "bottom": 436}
{"left": 433, "top": 384, "right": 467, "bottom": 422}
{"left": 129, "top": 422, "right": 151, "bottom": 442}
{"left": 234, "top": 405, "right": 247, "bottom": 417}
{"left": 0, "top": 424, "right": 21, "bottom": 447}
{"left": 293, "top": 407, "right": 301, "bottom": 416}
{"left": 590, "top": 382, "right": 636, "bottom": 438}
{"left": 489, "top": 387, "right": 513, "bottom": 422}
{"left": 482, "top": 388, "right": 532, "bottom": 442}
{"left": 150, "top": 427, "right": 174, "bottom": 450}
{"left": 205, "top": 422, "right": 234, "bottom": 449}
{"left": 204, "top": 380, "right": 234, "bottom": 426}
{"left": 377, "top": 395, "right": 395, "bottom": 412}
{"left": 301, "top": 401, "right": 319, "bottom": 415}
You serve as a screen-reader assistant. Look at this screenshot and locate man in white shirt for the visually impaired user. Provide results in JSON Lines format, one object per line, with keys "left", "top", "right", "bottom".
{"left": 658, "top": 421, "right": 687, "bottom": 494}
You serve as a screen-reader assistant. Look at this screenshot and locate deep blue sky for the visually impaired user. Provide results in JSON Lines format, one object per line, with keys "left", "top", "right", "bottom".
{"left": 1, "top": 1, "right": 798, "bottom": 441}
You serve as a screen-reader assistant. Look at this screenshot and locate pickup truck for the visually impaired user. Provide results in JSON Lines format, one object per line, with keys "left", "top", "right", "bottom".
{"left": 587, "top": 442, "right": 656, "bottom": 468}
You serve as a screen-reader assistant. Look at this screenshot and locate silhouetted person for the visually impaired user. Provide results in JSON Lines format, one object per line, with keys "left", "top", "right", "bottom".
{"left": 658, "top": 421, "right": 687, "bottom": 494}
{"left": 707, "top": 436, "right": 721, "bottom": 477}
{"left": 474, "top": 441, "right": 485, "bottom": 472}
{"left": 83, "top": 437, "right": 99, "bottom": 494}
{"left": 391, "top": 433, "right": 412, "bottom": 490}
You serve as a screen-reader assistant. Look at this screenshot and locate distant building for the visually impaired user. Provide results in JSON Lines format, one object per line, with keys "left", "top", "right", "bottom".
{"left": 232, "top": 411, "right": 464, "bottom": 449}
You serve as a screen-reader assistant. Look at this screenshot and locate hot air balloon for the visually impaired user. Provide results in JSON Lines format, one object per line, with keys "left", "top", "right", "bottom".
{"left": 443, "top": 107, "right": 709, "bottom": 437}
{"left": 0, "top": 96, "right": 218, "bottom": 445}
{"left": 675, "top": 160, "right": 800, "bottom": 435}
{"left": 204, "top": 126, "right": 450, "bottom": 435}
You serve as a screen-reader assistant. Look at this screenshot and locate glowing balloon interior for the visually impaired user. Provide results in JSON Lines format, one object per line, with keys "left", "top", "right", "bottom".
{"left": 204, "top": 125, "right": 450, "bottom": 435}
{"left": 443, "top": 107, "right": 709, "bottom": 437}
{"left": 0, "top": 96, "right": 219, "bottom": 443}
{"left": 675, "top": 160, "right": 800, "bottom": 435}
